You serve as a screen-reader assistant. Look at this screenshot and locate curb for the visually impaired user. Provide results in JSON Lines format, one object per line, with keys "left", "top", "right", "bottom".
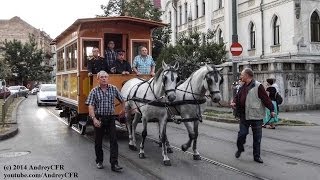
{"left": 0, "top": 125, "right": 18, "bottom": 140}
{"left": 0, "top": 97, "right": 25, "bottom": 140}
{"left": 204, "top": 115, "right": 238, "bottom": 124}
{"left": 203, "top": 115, "right": 317, "bottom": 126}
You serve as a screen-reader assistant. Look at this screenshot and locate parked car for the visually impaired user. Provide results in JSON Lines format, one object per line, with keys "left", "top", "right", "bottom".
{"left": 8, "top": 85, "right": 29, "bottom": 98}
{"left": 0, "top": 87, "right": 11, "bottom": 99}
{"left": 31, "top": 87, "right": 39, "bottom": 95}
{"left": 37, "top": 84, "right": 57, "bottom": 106}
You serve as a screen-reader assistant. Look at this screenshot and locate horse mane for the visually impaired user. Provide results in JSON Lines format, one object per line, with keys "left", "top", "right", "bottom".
{"left": 154, "top": 67, "right": 164, "bottom": 82}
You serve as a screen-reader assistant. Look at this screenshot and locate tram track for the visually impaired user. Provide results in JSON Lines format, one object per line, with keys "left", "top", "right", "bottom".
{"left": 200, "top": 121, "right": 320, "bottom": 150}
{"left": 47, "top": 108, "right": 162, "bottom": 180}
{"left": 167, "top": 123, "right": 320, "bottom": 167}
{"left": 46, "top": 108, "right": 270, "bottom": 180}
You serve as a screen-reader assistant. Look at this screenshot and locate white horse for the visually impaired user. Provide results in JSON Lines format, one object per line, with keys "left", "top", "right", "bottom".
{"left": 168, "top": 65, "right": 223, "bottom": 160}
{"left": 121, "top": 61, "right": 179, "bottom": 166}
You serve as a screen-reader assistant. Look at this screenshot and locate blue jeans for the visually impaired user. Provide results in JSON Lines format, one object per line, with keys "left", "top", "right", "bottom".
{"left": 237, "top": 119, "right": 263, "bottom": 158}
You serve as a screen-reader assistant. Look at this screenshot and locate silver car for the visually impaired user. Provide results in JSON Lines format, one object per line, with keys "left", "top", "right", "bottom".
{"left": 37, "top": 84, "right": 57, "bottom": 106}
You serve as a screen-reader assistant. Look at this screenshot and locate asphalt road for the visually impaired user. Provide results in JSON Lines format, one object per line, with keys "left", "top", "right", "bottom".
{"left": 1, "top": 96, "right": 319, "bottom": 180}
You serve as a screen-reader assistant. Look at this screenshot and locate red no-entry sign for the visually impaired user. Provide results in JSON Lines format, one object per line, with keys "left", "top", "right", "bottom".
{"left": 230, "top": 42, "right": 243, "bottom": 56}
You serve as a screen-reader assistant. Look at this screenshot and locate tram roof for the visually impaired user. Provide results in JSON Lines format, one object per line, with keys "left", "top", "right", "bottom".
{"left": 51, "top": 16, "right": 167, "bottom": 45}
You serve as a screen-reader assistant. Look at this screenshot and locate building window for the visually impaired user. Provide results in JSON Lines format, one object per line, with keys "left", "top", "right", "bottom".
{"left": 184, "top": 3, "right": 188, "bottom": 24}
{"left": 218, "top": 29, "right": 223, "bottom": 44}
{"left": 250, "top": 23, "right": 256, "bottom": 49}
{"left": 202, "top": 0, "right": 205, "bottom": 16}
{"left": 311, "top": 11, "right": 320, "bottom": 42}
{"left": 196, "top": 0, "right": 199, "bottom": 19}
{"left": 179, "top": 6, "right": 182, "bottom": 25}
{"left": 219, "top": 0, "right": 222, "bottom": 9}
{"left": 273, "top": 16, "right": 280, "bottom": 45}
{"left": 169, "top": 11, "right": 172, "bottom": 24}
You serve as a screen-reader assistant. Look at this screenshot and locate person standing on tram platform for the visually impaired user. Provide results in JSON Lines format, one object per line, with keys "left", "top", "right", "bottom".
{"left": 85, "top": 71, "right": 125, "bottom": 172}
{"left": 132, "top": 46, "right": 155, "bottom": 76}
{"left": 105, "top": 41, "right": 117, "bottom": 68}
{"left": 230, "top": 68, "right": 275, "bottom": 164}
{"left": 110, "top": 49, "right": 132, "bottom": 75}
{"left": 87, "top": 47, "right": 108, "bottom": 76}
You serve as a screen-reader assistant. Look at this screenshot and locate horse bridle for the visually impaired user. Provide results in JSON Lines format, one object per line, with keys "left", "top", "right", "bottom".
{"left": 162, "top": 68, "right": 179, "bottom": 95}
{"left": 205, "top": 70, "right": 223, "bottom": 96}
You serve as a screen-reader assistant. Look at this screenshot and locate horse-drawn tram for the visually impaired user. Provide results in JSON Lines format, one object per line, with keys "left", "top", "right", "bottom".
{"left": 51, "top": 16, "right": 166, "bottom": 134}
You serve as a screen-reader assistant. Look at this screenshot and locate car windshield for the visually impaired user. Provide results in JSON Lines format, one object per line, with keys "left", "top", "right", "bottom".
{"left": 41, "top": 85, "right": 56, "bottom": 91}
{"left": 8, "top": 86, "right": 20, "bottom": 90}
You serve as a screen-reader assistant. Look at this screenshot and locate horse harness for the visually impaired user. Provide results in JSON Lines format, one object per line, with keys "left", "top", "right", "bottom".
{"left": 169, "top": 68, "right": 223, "bottom": 123}
{"left": 127, "top": 67, "right": 179, "bottom": 107}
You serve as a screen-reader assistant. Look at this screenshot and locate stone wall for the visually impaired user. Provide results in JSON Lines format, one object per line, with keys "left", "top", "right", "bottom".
{"left": 217, "top": 58, "right": 320, "bottom": 111}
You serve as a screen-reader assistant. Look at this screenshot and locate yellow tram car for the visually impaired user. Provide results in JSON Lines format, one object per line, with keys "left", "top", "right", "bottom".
{"left": 51, "top": 16, "right": 166, "bottom": 134}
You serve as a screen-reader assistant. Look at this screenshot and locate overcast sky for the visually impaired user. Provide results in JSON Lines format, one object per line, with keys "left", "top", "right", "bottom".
{"left": 0, "top": 0, "right": 109, "bottom": 38}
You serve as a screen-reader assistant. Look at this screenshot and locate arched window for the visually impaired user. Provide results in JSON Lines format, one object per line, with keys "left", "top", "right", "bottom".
{"left": 273, "top": 16, "right": 280, "bottom": 45}
{"left": 250, "top": 23, "right": 256, "bottom": 49}
{"left": 219, "top": 0, "right": 222, "bottom": 9}
{"left": 218, "top": 29, "right": 223, "bottom": 44}
{"left": 311, "top": 11, "right": 320, "bottom": 42}
{"left": 196, "top": 0, "right": 199, "bottom": 19}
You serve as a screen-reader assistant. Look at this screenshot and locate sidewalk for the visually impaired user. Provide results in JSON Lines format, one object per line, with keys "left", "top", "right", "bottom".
{"left": 205, "top": 105, "right": 320, "bottom": 125}
{"left": 0, "top": 97, "right": 24, "bottom": 140}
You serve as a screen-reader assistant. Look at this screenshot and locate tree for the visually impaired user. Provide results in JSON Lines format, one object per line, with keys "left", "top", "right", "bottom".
{"left": 1, "top": 34, "right": 52, "bottom": 85}
{"left": 100, "top": 0, "right": 125, "bottom": 17}
{"left": 100, "top": 0, "right": 171, "bottom": 61}
{"left": 156, "top": 30, "right": 227, "bottom": 80}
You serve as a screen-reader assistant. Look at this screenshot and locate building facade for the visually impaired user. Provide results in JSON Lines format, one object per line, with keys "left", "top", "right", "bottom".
{"left": 0, "top": 16, "right": 55, "bottom": 83}
{"left": 161, "top": 0, "right": 320, "bottom": 110}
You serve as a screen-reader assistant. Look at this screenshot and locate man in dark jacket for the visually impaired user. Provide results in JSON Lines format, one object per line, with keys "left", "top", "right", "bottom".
{"left": 87, "top": 47, "right": 108, "bottom": 76}
{"left": 110, "top": 49, "right": 132, "bottom": 75}
{"left": 230, "top": 68, "right": 275, "bottom": 163}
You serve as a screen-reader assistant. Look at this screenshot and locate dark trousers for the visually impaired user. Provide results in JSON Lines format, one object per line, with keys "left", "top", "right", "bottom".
{"left": 237, "top": 119, "right": 263, "bottom": 158}
{"left": 94, "top": 115, "right": 118, "bottom": 165}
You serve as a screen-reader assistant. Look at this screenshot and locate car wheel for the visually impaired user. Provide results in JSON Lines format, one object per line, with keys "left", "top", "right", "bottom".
{"left": 25, "top": 93, "right": 28, "bottom": 98}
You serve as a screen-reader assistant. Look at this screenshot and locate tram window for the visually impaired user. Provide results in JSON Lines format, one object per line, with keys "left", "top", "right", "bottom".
{"left": 132, "top": 41, "right": 149, "bottom": 59}
{"left": 57, "top": 49, "right": 65, "bottom": 72}
{"left": 66, "top": 42, "right": 77, "bottom": 70}
{"left": 83, "top": 40, "right": 100, "bottom": 69}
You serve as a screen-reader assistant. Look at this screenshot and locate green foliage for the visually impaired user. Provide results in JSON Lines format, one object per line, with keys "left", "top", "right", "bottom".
{"left": 100, "top": 0, "right": 124, "bottom": 17}
{"left": 1, "top": 34, "right": 52, "bottom": 85}
{"left": 157, "top": 30, "right": 227, "bottom": 80}
{"left": 100, "top": 0, "right": 171, "bottom": 61}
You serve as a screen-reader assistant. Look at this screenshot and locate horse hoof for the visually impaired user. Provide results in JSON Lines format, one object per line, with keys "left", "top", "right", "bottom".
{"left": 193, "top": 154, "right": 201, "bottom": 160}
{"left": 181, "top": 144, "right": 188, "bottom": 152}
{"left": 167, "top": 147, "right": 173, "bottom": 153}
{"left": 163, "top": 160, "right": 171, "bottom": 166}
{"left": 139, "top": 153, "right": 145, "bottom": 159}
{"left": 129, "top": 145, "right": 138, "bottom": 151}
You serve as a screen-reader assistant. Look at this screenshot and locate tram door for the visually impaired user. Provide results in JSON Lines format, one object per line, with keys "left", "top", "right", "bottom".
{"left": 104, "top": 33, "right": 123, "bottom": 55}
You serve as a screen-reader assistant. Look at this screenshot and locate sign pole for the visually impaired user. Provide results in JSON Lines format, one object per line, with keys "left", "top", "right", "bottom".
{"left": 232, "top": 0, "right": 239, "bottom": 99}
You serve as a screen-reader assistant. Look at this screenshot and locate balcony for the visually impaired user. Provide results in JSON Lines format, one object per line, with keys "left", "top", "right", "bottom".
{"left": 310, "top": 42, "right": 320, "bottom": 53}
{"left": 213, "top": 8, "right": 224, "bottom": 19}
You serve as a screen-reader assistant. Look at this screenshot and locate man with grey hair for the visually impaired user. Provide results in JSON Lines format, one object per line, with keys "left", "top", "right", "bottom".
{"left": 132, "top": 46, "right": 155, "bottom": 76}
{"left": 230, "top": 68, "right": 275, "bottom": 163}
{"left": 86, "top": 70, "right": 125, "bottom": 172}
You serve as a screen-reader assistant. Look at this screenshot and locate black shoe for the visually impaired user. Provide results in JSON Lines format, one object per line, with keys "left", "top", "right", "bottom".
{"left": 111, "top": 164, "right": 123, "bottom": 172}
{"left": 96, "top": 162, "right": 104, "bottom": 169}
{"left": 235, "top": 150, "right": 243, "bottom": 158}
{"left": 254, "top": 157, "right": 264, "bottom": 163}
